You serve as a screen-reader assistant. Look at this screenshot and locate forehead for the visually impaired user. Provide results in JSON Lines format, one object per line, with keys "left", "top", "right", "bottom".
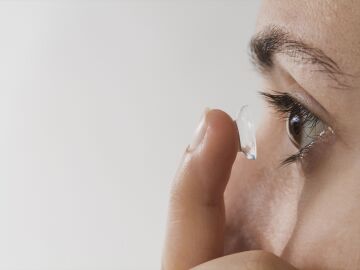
{"left": 256, "top": 0, "right": 360, "bottom": 76}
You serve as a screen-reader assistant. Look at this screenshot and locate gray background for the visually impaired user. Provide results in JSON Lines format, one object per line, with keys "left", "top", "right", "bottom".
{"left": 0, "top": 1, "right": 262, "bottom": 269}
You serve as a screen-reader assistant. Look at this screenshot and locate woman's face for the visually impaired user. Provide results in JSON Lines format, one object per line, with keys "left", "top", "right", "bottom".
{"left": 224, "top": 0, "right": 360, "bottom": 269}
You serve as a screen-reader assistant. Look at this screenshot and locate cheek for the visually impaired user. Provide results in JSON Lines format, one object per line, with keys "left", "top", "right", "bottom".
{"left": 224, "top": 113, "right": 306, "bottom": 255}
{"left": 281, "top": 142, "right": 360, "bottom": 269}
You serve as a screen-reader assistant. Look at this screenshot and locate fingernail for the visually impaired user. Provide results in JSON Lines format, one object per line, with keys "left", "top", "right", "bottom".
{"left": 188, "top": 108, "right": 210, "bottom": 152}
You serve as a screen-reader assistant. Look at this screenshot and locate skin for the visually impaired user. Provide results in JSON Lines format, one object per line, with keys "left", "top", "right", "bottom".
{"left": 163, "top": 1, "right": 360, "bottom": 269}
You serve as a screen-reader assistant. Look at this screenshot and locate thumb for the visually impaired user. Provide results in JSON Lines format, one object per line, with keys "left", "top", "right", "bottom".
{"left": 162, "top": 109, "right": 239, "bottom": 270}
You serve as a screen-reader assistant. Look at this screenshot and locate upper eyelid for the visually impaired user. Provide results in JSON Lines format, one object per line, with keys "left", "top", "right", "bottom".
{"left": 259, "top": 91, "right": 316, "bottom": 117}
{"left": 260, "top": 91, "right": 326, "bottom": 136}
{"left": 259, "top": 91, "right": 337, "bottom": 142}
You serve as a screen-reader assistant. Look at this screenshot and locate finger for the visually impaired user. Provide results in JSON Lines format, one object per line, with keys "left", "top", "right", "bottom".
{"left": 191, "top": 250, "right": 298, "bottom": 270}
{"left": 162, "top": 109, "right": 239, "bottom": 270}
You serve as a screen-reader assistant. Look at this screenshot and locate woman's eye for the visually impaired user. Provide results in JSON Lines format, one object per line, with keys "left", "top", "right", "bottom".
{"left": 286, "top": 109, "right": 327, "bottom": 149}
{"left": 260, "top": 91, "right": 334, "bottom": 165}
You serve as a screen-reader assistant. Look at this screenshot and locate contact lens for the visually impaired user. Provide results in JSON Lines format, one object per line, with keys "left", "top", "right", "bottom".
{"left": 234, "top": 105, "right": 257, "bottom": 160}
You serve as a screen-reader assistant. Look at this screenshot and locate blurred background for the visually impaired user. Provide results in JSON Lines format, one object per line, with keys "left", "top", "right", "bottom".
{"left": 0, "top": 1, "right": 261, "bottom": 269}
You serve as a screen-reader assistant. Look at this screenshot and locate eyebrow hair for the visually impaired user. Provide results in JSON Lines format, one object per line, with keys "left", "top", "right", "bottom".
{"left": 249, "top": 25, "right": 350, "bottom": 89}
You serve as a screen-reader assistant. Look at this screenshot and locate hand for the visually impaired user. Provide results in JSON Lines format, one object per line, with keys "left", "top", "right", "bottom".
{"left": 162, "top": 109, "right": 297, "bottom": 270}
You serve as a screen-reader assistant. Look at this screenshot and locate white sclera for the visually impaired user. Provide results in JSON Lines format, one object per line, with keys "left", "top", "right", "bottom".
{"left": 235, "top": 105, "right": 257, "bottom": 160}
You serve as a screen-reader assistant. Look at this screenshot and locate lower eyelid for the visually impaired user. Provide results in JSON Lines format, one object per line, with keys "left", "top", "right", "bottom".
{"left": 282, "top": 119, "right": 335, "bottom": 166}
{"left": 301, "top": 119, "right": 326, "bottom": 147}
{"left": 295, "top": 125, "right": 336, "bottom": 169}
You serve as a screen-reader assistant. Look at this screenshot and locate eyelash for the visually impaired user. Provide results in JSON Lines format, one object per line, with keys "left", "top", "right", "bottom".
{"left": 259, "top": 91, "right": 323, "bottom": 165}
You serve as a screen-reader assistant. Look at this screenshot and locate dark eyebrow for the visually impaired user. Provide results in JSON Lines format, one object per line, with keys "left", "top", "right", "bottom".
{"left": 249, "top": 25, "right": 350, "bottom": 89}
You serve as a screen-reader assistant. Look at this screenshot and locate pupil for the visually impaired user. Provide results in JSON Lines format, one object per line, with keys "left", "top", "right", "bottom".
{"left": 290, "top": 114, "right": 302, "bottom": 135}
{"left": 287, "top": 112, "right": 302, "bottom": 147}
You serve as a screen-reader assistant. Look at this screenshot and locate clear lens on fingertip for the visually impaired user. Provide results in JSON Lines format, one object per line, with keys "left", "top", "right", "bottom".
{"left": 235, "top": 105, "right": 257, "bottom": 160}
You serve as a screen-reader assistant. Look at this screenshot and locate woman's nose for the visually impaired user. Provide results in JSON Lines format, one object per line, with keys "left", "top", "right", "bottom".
{"left": 223, "top": 116, "right": 304, "bottom": 256}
